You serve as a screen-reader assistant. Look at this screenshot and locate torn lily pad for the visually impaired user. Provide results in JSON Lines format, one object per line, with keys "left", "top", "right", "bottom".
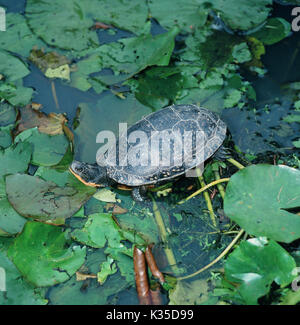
{"left": 71, "top": 213, "right": 124, "bottom": 248}
{"left": 7, "top": 221, "right": 86, "bottom": 287}
{"left": 71, "top": 26, "right": 179, "bottom": 90}
{"left": 97, "top": 256, "right": 117, "bottom": 284}
{"left": 6, "top": 172, "right": 96, "bottom": 224}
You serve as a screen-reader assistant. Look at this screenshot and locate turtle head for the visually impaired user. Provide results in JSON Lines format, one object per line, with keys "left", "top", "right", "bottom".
{"left": 69, "top": 161, "right": 109, "bottom": 187}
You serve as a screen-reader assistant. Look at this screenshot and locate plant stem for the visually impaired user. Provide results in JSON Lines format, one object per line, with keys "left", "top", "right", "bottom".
{"left": 150, "top": 194, "right": 179, "bottom": 275}
{"left": 197, "top": 170, "right": 217, "bottom": 227}
{"left": 227, "top": 158, "right": 245, "bottom": 170}
{"left": 176, "top": 229, "right": 244, "bottom": 281}
{"left": 214, "top": 170, "right": 226, "bottom": 200}
{"left": 178, "top": 178, "right": 230, "bottom": 205}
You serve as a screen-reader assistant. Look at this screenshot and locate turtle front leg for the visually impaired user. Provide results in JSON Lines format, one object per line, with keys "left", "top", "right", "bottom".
{"left": 132, "top": 186, "right": 148, "bottom": 202}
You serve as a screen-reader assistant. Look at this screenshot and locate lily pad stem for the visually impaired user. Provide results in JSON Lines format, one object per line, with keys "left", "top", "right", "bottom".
{"left": 178, "top": 178, "right": 230, "bottom": 205}
{"left": 227, "top": 158, "right": 245, "bottom": 170}
{"left": 176, "top": 229, "right": 244, "bottom": 281}
{"left": 150, "top": 194, "right": 179, "bottom": 275}
{"left": 214, "top": 170, "right": 226, "bottom": 200}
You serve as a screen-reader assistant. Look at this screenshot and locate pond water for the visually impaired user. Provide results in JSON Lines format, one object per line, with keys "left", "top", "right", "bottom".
{"left": 0, "top": 0, "right": 299, "bottom": 306}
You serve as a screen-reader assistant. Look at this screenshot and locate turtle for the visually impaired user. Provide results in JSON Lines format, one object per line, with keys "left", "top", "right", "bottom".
{"left": 69, "top": 104, "right": 227, "bottom": 201}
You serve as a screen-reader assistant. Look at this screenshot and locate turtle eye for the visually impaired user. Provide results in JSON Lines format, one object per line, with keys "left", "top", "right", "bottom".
{"left": 76, "top": 167, "right": 83, "bottom": 173}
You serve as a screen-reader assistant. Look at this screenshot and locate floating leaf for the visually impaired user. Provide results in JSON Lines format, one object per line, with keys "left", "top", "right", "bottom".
{"left": 0, "top": 177, "right": 26, "bottom": 236}
{"left": 71, "top": 213, "right": 124, "bottom": 248}
{"left": 16, "top": 105, "right": 69, "bottom": 136}
{"left": 97, "top": 256, "right": 117, "bottom": 284}
{"left": 6, "top": 173, "right": 96, "bottom": 224}
{"left": 29, "top": 49, "right": 71, "bottom": 81}
{"left": 232, "top": 43, "right": 252, "bottom": 63}
{"left": 92, "top": 0, "right": 148, "bottom": 35}
{"left": 0, "top": 13, "right": 45, "bottom": 57}
{"left": 251, "top": 17, "right": 291, "bottom": 45}
{"left": 224, "top": 164, "right": 300, "bottom": 243}
{"left": 7, "top": 222, "right": 86, "bottom": 287}
{"left": 93, "top": 188, "right": 119, "bottom": 203}
{"left": 0, "top": 125, "right": 13, "bottom": 149}
{"left": 26, "top": 0, "right": 99, "bottom": 52}
{"left": 47, "top": 250, "right": 130, "bottom": 305}
{"left": 0, "top": 50, "right": 30, "bottom": 82}
{"left": 211, "top": 0, "right": 272, "bottom": 32}
{"left": 223, "top": 237, "right": 296, "bottom": 305}
{"left": 0, "top": 142, "right": 32, "bottom": 177}
{"left": 71, "top": 26, "right": 179, "bottom": 90}
{"left": 15, "top": 128, "right": 69, "bottom": 167}
{"left": 0, "top": 103, "right": 16, "bottom": 127}
{"left": 148, "top": 0, "right": 208, "bottom": 32}
{"left": 0, "top": 51, "right": 33, "bottom": 105}
{"left": 0, "top": 248, "right": 47, "bottom": 305}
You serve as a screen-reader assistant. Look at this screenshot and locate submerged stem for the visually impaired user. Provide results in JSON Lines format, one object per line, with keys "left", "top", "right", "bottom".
{"left": 227, "top": 158, "right": 245, "bottom": 170}
{"left": 177, "top": 229, "right": 244, "bottom": 281}
{"left": 150, "top": 194, "right": 179, "bottom": 275}
{"left": 178, "top": 178, "right": 230, "bottom": 205}
{"left": 214, "top": 170, "right": 226, "bottom": 200}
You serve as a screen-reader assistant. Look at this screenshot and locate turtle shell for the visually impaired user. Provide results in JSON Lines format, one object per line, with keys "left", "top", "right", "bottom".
{"left": 105, "top": 104, "right": 226, "bottom": 186}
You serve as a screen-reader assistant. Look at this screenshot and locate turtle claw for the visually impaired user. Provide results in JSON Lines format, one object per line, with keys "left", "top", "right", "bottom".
{"left": 213, "top": 146, "right": 230, "bottom": 161}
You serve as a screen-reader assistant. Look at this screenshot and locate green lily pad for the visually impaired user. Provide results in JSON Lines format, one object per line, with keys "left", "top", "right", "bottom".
{"left": 0, "top": 248, "right": 47, "bottom": 305}
{"left": 0, "top": 13, "right": 45, "bottom": 57}
{"left": 0, "top": 80, "right": 33, "bottom": 106}
{"left": 0, "top": 125, "right": 13, "bottom": 149}
{"left": 71, "top": 25, "right": 179, "bottom": 90}
{"left": 6, "top": 173, "right": 96, "bottom": 224}
{"left": 72, "top": 213, "right": 124, "bottom": 249}
{"left": 26, "top": 0, "right": 99, "bottom": 52}
{"left": 126, "top": 66, "right": 199, "bottom": 109}
{"left": 224, "top": 164, "right": 300, "bottom": 243}
{"left": 148, "top": 0, "right": 208, "bottom": 32}
{"left": 0, "top": 103, "right": 16, "bottom": 126}
{"left": 0, "top": 51, "right": 33, "bottom": 106}
{"left": 0, "top": 50, "right": 30, "bottom": 81}
{"left": 15, "top": 128, "right": 69, "bottom": 167}
{"left": 97, "top": 256, "right": 117, "bottom": 284}
{"left": 223, "top": 237, "right": 296, "bottom": 305}
{"left": 92, "top": 0, "right": 148, "bottom": 35}
{"left": 211, "top": 0, "right": 272, "bottom": 32}
{"left": 47, "top": 250, "right": 130, "bottom": 305}
{"left": 0, "top": 177, "right": 27, "bottom": 236}
{"left": 7, "top": 221, "right": 86, "bottom": 287}
{"left": 251, "top": 18, "right": 291, "bottom": 45}
{"left": 0, "top": 142, "right": 32, "bottom": 177}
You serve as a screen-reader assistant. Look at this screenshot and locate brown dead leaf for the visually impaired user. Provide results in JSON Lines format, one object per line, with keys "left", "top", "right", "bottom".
{"left": 15, "top": 105, "right": 69, "bottom": 136}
